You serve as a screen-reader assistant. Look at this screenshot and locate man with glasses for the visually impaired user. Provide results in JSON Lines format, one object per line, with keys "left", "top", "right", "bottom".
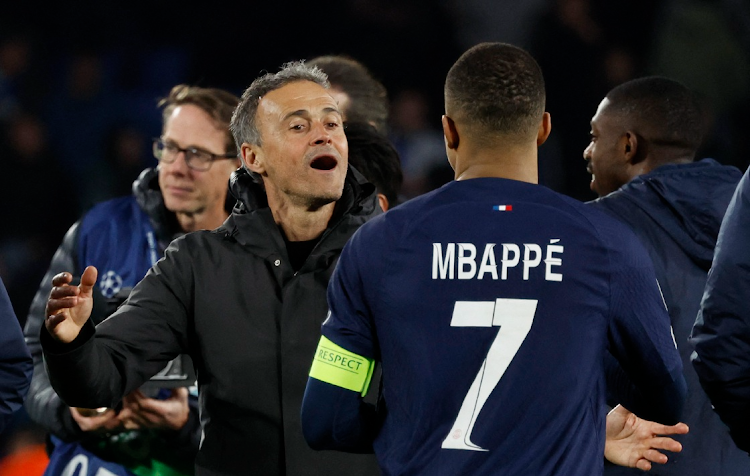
{"left": 23, "top": 84, "right": 240, "bottom": 476}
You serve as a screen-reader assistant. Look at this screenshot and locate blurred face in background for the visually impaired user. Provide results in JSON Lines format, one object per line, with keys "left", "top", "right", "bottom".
{"left": 158, "top": 104, "right": 238, "bottom": 224}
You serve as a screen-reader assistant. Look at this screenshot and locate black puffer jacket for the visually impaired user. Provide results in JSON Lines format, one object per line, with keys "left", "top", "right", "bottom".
{"left": 42, "top": 167, "right": 382, "bottom": 476}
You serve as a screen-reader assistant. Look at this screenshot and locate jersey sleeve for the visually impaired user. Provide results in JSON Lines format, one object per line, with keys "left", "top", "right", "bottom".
{"left": 604, "top": 220, "right": 687, "bottom": 424}
{"left": 301, "top": 217, "right": 388, "bottom": 453}
{"left": 320, "top": 217, "right": 386, "bottom": 360}
{"left": 690, "top": 168, "right": 750, "bottom": 452}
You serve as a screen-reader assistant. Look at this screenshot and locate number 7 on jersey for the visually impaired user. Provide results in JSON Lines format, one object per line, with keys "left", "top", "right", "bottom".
{"left": 442, "top": 298, "right": 538, "bottom": 451}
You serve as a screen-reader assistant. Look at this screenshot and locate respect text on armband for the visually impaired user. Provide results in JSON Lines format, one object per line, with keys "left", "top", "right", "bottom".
{"left": 309, "top": 336, "right": 374, "bottom": 395}
{"left": 432, "top": 240, "right": 564, "bottom": 281}
{"left": 316, "top": 348, "right": 366, "bottom": 372}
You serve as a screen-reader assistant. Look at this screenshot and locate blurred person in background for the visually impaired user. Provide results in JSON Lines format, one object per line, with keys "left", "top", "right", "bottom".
{"left": 23, "top": 84, "right": 240, "bottom": 476}
{"left": 307, "top": 54, "right": 389, "bottom": 134}
{"left": 345, "top": 121, "right": 404, "bottom": 211}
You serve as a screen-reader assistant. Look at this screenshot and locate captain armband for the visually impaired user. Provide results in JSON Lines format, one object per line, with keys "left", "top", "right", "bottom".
{"left": 309, "top": 336, "right": 375, "bottom": 397}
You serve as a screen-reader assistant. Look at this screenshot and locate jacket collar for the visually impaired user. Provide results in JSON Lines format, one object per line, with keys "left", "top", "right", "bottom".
{"left": 132, "top": 167, "right": 182, "bottom": 247}
{"left": 224, "top": 166, "right": 379, "bottom": 261}
{"left": 590, "top": 158, "right": 743, "bottom": 270}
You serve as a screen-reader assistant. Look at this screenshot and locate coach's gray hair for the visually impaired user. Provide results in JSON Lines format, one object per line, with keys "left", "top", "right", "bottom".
{"left": 230, "top": 60, "right": 330, "bottom": 147}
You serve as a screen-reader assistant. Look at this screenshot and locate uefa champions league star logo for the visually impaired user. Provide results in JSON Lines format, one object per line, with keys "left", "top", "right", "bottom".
{"left": 99, "top": 270, "right": 123, "bottom": 298}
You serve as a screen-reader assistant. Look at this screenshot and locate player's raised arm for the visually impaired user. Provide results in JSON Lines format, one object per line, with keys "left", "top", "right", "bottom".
{"left": 45, "top": 265, "right": 98, "bottom": 344}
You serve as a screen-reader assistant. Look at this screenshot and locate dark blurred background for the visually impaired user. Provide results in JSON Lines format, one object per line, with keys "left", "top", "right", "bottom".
{"left": 1, "top": 0, "right": 749, "bottom": 469}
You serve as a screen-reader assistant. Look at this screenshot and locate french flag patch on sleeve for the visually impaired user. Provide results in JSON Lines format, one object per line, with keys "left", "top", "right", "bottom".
{"left": 492, "top": 205, "right": 513, "bottom": 211}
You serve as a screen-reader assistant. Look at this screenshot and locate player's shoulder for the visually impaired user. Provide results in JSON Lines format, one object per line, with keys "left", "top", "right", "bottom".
{"left": 514, "top": 185, "right": 654, "bottom": 271}
{"left": 355, "top": 186, "right": 442, "bottom": 236}
{"left": 550, "top": 190, "right": 644, "bottom": 249}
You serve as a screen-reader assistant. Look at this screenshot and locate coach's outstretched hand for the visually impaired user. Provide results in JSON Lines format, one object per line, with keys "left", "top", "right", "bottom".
{"left": 45, "top": 265, "right": 98, "bottom": 344}
{"left": 605, "top": 404, "right": 689, "bottom": 471}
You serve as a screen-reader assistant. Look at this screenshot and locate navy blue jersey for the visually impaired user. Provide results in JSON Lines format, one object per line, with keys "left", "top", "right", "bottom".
{"left": 305, "top": 178, "right": 685, "bottom": 476}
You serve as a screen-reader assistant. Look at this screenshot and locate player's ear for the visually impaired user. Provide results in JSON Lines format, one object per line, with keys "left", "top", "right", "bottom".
{"left": 442, "top": 115, "right": 459, "bottom": 151}
{"left": 537, "top": 112, "right": 551, "bottom": 146}
{"left": 377, "top": 193, "right": 389, "bottom": 212}
{"left": 624, "top": 131, "right": 641, "bottom": 165}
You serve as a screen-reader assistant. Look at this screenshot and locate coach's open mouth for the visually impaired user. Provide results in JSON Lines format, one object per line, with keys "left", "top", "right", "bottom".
{"left": 310, "top": 155, "right": 338, "bottom": 171}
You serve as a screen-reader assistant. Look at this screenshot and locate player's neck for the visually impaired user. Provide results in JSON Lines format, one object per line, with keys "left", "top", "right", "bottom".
{"left": 454, "top": 142, "right": 539, "bottom": 184}
{"left": 641, "top": 151, "right": 694, "bottom": 175}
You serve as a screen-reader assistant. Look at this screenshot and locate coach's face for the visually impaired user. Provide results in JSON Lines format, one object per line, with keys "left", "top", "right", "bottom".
{"left": 583, "top": 98, "right": 630, "bottom": 197}
{"left": 243, "top": 80, "right": 348, "bottom": 209}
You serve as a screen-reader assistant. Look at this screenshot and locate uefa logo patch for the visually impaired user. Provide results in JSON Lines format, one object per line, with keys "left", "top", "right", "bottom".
{"left": 99, "top": 270, "right": 123, "bottom": 298}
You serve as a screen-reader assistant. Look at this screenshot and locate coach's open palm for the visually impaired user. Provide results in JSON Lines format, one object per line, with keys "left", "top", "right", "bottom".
{"left": 45, "top": 265, "right": 98, "bottom": 344}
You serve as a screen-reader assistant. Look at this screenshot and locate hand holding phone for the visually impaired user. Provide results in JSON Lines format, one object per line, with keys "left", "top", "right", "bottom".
{"left": 119, "top": 387, "right": 190, "bottom": 431}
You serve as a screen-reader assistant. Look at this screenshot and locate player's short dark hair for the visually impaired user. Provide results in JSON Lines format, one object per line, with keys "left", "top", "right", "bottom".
{"left": 345, "top": 121, "right": 403, "bottom": 208}
{"left": 604, "top": 76, "right": 704, "bottom": 151}
{"left": 307, "top": 55, "right": 389, "bottom": 134}
{"left": 445, "top": 42, "right": 546, "bottom": 142}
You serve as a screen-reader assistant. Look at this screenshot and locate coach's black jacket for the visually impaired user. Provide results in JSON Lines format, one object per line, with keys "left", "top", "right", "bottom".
{"left": 41, "top": 167, "right": 382, "bottom": 476}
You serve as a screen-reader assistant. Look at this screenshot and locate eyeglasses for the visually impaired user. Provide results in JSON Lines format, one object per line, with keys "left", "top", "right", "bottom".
{"left": 153, "top": 138, "right": 237, "bottom": 171}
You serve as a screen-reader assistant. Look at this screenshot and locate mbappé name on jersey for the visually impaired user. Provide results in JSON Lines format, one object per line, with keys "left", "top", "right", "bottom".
{"left": 432, "top": 240, "right": 563, "bottom": 281}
